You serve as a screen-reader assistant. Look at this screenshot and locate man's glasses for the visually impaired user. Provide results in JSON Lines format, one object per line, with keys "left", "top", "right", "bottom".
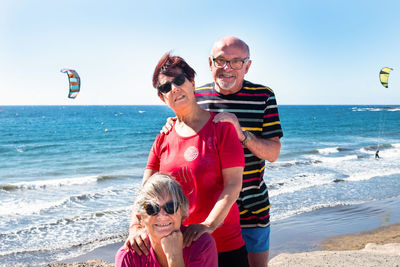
{"left": 157, "top": 73, "right": 187, "bottom": 94}
{"left": 144, "top": 201, "right": 179, "bottom": 216}
{"left": 212, "top": 57, "right": 249, "bottom": 70}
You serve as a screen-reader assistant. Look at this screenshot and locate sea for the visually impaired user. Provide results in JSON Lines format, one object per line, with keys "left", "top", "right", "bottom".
{"left": 1, "top": 105, "right": 400, "bottom": 266}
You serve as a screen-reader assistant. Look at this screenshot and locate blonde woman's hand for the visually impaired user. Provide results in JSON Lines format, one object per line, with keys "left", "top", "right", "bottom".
{"left": 161, "top": 230, "right": 184, "bottom": 266}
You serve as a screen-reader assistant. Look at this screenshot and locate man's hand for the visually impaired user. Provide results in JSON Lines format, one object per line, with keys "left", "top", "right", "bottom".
{"left": 124, "top": 225, "right": 150, "bottom": 256}
{"left": 160, "top": 117, "right": 177, "bottom": 134}
{"left": 212, "top": 112, "right": 246, "bottom": 142}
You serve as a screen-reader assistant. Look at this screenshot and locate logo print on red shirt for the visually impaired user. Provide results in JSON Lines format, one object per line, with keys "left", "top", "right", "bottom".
{"left": 184, "top": 146, "right": 199, "bottom": 161}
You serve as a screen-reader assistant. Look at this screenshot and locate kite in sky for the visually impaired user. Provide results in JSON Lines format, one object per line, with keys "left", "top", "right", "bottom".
{"left": 379, "top": 67, "right": 393, "bottom": 88}
{"left": 60, "top": 68, "right": 81, "bottom": 99}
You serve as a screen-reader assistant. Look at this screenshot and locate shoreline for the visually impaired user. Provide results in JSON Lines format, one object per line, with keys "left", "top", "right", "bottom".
{"left": 269, "top": 196, "right": 400, "bottom": 257}
{"left": 45, "top": 196, "right": 400, "bottom": 266}
{"left": 269, "top": 223, "right": 400, "bottom": 266}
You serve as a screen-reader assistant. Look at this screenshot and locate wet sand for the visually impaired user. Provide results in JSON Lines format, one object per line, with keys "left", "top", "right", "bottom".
{"left": 322, "top": 223, "right": 400, "bottom": 251}
{"left": 269, "top": 223, "right": 400, "bottom": 266}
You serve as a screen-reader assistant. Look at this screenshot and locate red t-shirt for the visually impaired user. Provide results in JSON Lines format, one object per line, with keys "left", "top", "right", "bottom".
{"left": 146, "top": 113, "right": 245, "bottom": 252}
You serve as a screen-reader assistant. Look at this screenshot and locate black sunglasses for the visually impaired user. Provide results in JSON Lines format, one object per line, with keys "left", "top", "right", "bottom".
{"left": 157, "top": 73, "right": 187, "bottom": 94}
{"left": 144, "top": 201, "right": 179, "bottom": 216}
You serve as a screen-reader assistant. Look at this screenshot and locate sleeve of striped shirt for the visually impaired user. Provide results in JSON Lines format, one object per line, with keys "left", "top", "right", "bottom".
{"left": 262, "top": 88, "right": 283, "bottom": 139}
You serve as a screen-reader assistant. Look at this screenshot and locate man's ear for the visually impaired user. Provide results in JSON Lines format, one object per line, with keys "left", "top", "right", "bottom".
{"left": 244, "top": 60, "right": 252, "bottom": 74}
{"left": 208, "top": 57, "right": 213, "bottom": 70}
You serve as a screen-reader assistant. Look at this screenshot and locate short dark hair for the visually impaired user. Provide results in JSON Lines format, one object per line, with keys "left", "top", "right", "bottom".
{"left": 152, "top": 52, "right": 196, "bottom": 94}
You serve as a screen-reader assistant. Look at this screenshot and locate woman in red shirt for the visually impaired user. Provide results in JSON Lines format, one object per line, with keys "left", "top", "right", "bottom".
{"left": 125, "top": 53, "right": 249, "bottom": 267}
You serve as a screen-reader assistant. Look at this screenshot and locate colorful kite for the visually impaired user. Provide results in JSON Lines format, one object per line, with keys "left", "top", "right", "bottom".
{"left": 60, "top": 68, "right": 81, "bottom": 99}
{"left": 379, "top": 67, "right": 393, "bottom": 88}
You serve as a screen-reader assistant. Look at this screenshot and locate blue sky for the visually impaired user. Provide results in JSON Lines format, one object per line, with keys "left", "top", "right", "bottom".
{"left": 1, "top": 0, "right": 399, "bottom": 105}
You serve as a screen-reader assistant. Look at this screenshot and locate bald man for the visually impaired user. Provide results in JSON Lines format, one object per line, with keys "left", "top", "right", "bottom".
{"left": 195, "top": 36, "right": 283, "bottom": 267}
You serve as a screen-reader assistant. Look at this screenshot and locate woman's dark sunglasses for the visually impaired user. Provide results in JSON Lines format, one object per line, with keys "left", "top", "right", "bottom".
{"left": 144, "top": 201, "right": 179, "bottom": 216}
{"left": 157, "top": 73, "right": 187, "bottom": 94}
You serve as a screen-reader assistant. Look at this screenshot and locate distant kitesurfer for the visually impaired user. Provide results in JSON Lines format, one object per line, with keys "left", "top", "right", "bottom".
{"left": 375, "top": 150, "right": 380, "bottom": 159}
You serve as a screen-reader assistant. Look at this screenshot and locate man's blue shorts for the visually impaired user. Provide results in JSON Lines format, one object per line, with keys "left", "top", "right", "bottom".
{"left": 241, "top": 226, "right": 270, "bottom": 253}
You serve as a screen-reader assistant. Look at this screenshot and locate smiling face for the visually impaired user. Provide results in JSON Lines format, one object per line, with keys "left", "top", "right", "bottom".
{"left": 138, "top": 196, "right": 182, "bottom": 244}
{"left": 158, "top": 71, "right": 196, "bottom": 112}
{"left": 209, "top": 37, "right": 252, "bottom": 95}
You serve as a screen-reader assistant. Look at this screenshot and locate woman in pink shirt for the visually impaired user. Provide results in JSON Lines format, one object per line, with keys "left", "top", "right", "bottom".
{"left": 116, "top": 173, "right": 217, "bottom": 267}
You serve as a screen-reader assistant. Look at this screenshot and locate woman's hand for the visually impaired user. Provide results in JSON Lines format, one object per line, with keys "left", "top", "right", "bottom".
{"left": 161, "top": 230, "right": 185, "bottom": 267}
{"left": 212, "top": 112, "right": 246, "bottom": 142}
{"left": 124, "top": 224, "right": 150, "bottom": 256}
{"left": 160, "top": 117, "right": 177, "bottom": 134}
{"left": 182, "top": 223, "right": 214, "bottom": 248}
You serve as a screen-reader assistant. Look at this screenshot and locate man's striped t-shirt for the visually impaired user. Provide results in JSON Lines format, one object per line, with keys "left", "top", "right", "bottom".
{"left": 195, "top": 80, "right": 283, "bottom": 228}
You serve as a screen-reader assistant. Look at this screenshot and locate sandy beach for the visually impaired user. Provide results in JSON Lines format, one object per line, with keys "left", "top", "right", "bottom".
{"left": 46, "top": 223, "right": 400, "bottom": 266}
{"left": 44, "top": 196, "right": 400, "bottom": 266}
{"left": 269, "top": 223, "right": 400, "bottom": 266}
{"left": 40, "top": 190, "right": 400, "bottom": 267}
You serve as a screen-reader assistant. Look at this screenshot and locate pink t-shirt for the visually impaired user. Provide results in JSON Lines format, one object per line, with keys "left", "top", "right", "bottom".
{"left": 115, "top": 230, "right": 218, "bottom": 267}
{"left": 146, "top": 113, "right": 245, "bottom": 252}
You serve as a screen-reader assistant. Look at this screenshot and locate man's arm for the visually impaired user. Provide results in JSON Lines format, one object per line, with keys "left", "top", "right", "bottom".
{"left": 243, "top": 134, "right": 280, "bottom": 162}
{"left": 212, "top": 112, "right": 281, "bottom": 162}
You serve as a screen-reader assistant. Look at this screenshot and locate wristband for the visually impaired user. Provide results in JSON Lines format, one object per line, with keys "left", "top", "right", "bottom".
{"left": 241, "top": 130, "right": 252, "bottom": 146}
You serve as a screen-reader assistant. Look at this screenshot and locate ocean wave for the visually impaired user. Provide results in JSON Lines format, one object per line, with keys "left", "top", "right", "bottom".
{"left": 273, "top": 159, "right": 322, "bottom": 168}
{"left": 276, "top": 152, "right": 362, "bottom": 167}
{"left": 352, "top": 107, "right": 382, "bottom": 112}
{"left": 0, "top": 197, "right": 67, "bottom": 216}
{"left": 316, "top": 147, "right": 340, "bottom": 155}
{"left": 268, "top": 172, "right": 339, "bottom": 197}
{"left": 361, "top": 143, "right": 393, "bottom": 152}
{"left": 0, "top": 188, "right": 134, "bottom": 216}
{"left": 97, "top": 174, "right": 133, "bottom": 181}
{"left": 315, "top": 154, "right": 358, "bottom": 163}
{"left": 272, "top": 201, "right": 365, "bottom": 222}
{"left": 0, "top": 230, "right": 126, "bottom": 266}
{"left": 282, "top": 146, "right": 354, "bottom": 158}
{"left": 352, "top": 106, "right": 400, "bottom": 112}
{"left": 275, "top": 143, "right": 399, "bottom": 173}
{"left": 0, "top": 207, "right": 130, "bottom": 240}
{"left": 387, "top": 107, "right": 400, "bottom": 111}
{"left": 0, "top": 176, "right": 98, "bottom": 192}
{"left": 18, "top": 143, "right": 63, "bottom": 153}
{"left": 0, "top": 174, "right": 132, "bottom": 192}
{"left": 0, "top": 184, "right": 20, "bottom": 191}
{"left": 359, "top": 143, "right": 400, "bottom": 158}
{"left": 346, "top": 168, "right": 400, "bottom": 182}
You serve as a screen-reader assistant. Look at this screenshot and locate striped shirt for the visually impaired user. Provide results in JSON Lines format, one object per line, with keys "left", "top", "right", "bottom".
{"left": 195, "top": 80, "right": 283, "bottom": 228}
